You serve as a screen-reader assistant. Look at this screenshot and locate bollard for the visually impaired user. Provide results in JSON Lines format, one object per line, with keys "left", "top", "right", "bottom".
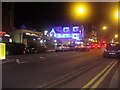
{"left": 0, "top": 43, "right": 6, "bottom": 60}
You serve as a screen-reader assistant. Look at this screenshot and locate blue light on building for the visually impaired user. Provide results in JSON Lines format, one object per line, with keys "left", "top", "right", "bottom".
{"left": 37, "top": 38, "right": 41, "bottom": 40}
{"left": 44, "top": 40, "right": 46, "bottom": 42}
{"left": 63, "top": 27, "right": 70, "bottom": 32}
{"left": 49, "top": 26, "right": 84, "bottom": 40}
{"left": 73, "top": 26, "right": 79, "bottom": 32}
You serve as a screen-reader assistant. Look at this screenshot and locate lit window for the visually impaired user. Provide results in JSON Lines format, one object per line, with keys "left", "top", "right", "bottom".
{"left": 63, "top": 27, "right": 69, "bottom": 32}
{"left": 73, "top": 26, "right": 79, "bottom": 32}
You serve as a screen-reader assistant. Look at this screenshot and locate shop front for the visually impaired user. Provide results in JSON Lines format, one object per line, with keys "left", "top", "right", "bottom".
{"left": 12, "top": 29, "right": 42, "bottom": 46}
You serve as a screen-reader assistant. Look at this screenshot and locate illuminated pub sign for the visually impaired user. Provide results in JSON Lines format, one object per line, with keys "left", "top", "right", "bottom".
{"left": 50, "top": 26, "right": 84, "bottom": 39}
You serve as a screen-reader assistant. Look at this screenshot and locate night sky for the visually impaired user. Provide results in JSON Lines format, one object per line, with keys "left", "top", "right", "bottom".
{"left": 13, "top": 2, "right": 118, "bottom": 36}
{"left": 14, "top": 2, "right": 71, "bottom": 30}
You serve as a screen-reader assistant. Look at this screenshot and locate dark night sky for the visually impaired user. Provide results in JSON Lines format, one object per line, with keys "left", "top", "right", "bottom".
{"left": 14, "top": 2, "right": 71, "bottom": 30}
{"left": 13, "top": 2, "right": 118, "bottom": 36}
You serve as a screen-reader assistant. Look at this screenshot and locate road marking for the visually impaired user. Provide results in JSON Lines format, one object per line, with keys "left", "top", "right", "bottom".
{"left": 36, "top": 61, "right": 101, "bottom": 88}
{"left": 91, "top": 61, "right": 117, "bottom": 89}
{"left": 81, "top": 60, "right": 116, "bottom": 89}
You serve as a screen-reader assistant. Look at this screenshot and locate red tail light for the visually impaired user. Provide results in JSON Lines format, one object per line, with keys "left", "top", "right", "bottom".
{"left": 75, "top": 46, "right": 77, "bottom": 48}
{"left": 97, "top": 45, "right": 100, "bottom": 47}
{"left": 93, "top": 46, "right": 95, "bottom": 47}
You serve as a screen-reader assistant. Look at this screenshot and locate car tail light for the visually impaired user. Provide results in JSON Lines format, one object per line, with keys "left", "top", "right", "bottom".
{"left": 93, "top": 45, "right": 95, "bottom": 47}
{"left": 104, "top": 45, "right": 106, "bottom": 47}
{"left": 97, "top": 45, "right": 100, "bottom": 47}
{"left": 75, "top": 46, "right": 77, "bottom": 48}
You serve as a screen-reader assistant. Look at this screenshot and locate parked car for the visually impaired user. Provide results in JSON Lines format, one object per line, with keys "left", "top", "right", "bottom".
{"left": 26, "top": 44, "right": 48, "bottom": 54}
{"left": 75, "top": 44, "right": 90, "bottom": 51}
{"left": 6, "top": 42, "right": 26, "bottom": 55}
{"left": 103, "top": 43, "right": 120, "bottom": 58}
{"left": 68, "top": 45, "right": 76, "bottom": 51}
{"left": 89, "top": 43, "right": 101, "bottom": 49}
{"left": 55, "top": 44, "right": 70, "bottom": 51}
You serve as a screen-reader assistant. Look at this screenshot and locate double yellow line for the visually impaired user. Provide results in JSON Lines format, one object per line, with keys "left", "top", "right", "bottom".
{"left": 81, "top": 60, "right": 117, "bottom": 89}
{"left": 36, "top": 62, "right": 100, "bottom": 88}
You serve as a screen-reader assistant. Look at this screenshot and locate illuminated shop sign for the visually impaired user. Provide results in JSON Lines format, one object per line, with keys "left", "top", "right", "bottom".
{"left": 50, "top": 26, "right": 84, "bottom": 39}
{"left": 25, "top": 33, "right": 38, "bottom": 37}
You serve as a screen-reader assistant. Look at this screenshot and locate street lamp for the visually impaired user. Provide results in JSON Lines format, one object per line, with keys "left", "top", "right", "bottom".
{"left": 70, "top": 3, "right": 91, "bottom": 22}
{"left": 78, "top": 7, "right": 84, "bottom": 13}
{"left": 115, "top": 10, "right": 120, "bottom": 18}
{"left": 114, "top": 34, "right": 118, "bottom": 38}
{"left": 102, "top": 26, "right": 107, "bottom": 30}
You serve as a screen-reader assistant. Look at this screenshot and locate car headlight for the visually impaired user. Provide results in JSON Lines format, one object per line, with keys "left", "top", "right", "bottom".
{"left": 104, "top": 49, "right": 107, "bottom": 52}
{"left": 32, "top": 48, "right": 35, "bottom": 49}
{"left": 118, "top": 50, "right": 120, "bottom": 52}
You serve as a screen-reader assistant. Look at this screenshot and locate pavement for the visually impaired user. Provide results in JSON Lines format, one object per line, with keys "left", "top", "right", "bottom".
{"left": 0, "top": 59, "right": 16, "bottom": 64}
{"left": 1, "top": 49, "right": 55, "bottom": 64}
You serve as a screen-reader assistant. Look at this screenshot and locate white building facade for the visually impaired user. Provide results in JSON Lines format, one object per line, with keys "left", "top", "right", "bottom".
{"left": 46, "top": 25, "right": 85, "bottom": 46}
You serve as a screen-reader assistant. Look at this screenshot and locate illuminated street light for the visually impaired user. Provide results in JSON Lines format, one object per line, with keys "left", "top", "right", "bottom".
{"left": 78, "top": 7, "right": 84, "bottom": 13}
{"left": 114, "top": 9, "right": 120, "bottom": 20}
{"left": 102, "top": 26, "right": 107, "bottom": 30}
{"left": 116, "top": 11, "right": 120, "bottom": 18}
{"left": 44, "top": 30, "right": 48, "bottom": 35}
{"left": 70, "top": 3, "right": 91, "bottom": 21}
{"left": 114, "top": 34, "right": 118, "bottom": 38}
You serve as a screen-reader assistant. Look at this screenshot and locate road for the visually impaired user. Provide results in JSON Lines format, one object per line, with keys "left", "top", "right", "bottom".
{"left": 2, "top": 49, "right": 119, "bottom": 88}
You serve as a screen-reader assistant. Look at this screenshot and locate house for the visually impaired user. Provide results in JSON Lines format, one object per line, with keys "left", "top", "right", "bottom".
{"left": 47, "top": 25, "right": 85, "bottom": 45}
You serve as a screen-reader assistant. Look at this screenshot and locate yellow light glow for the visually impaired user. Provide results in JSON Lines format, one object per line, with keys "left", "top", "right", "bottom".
{"left": 116, "top": 11, "right": 120, "bottom": 18}
{"left": 114, "top": 8, "right": 120, "bottom": 20}
{"left": 114, "top": 34, "right": 118, "bottom": 38}
{"left": 0, "top": 43, "right": 6, "bottom": 60}
{"left": 116, "top": 12, "right": 118, "bottom": 17}
{"left": 78, "top": 8, "right": 84, "bottom": 13}
{"left": 102, "top": 26, "right": 107, "bottom": 30}
{"left": 70, "top": 3, "right": 91, "bottom": 21}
